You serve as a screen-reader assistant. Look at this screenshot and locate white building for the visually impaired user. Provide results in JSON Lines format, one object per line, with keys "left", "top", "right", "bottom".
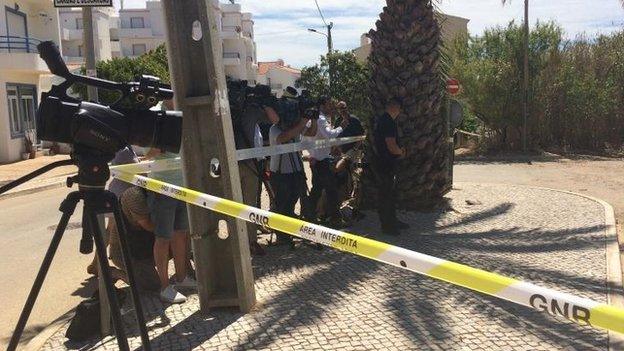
{"left": 216, "top": 1, "right": 258, "bottom": 83}
{"left": 0, "top": 0, "right": 61, "bottom": 164}
{"left": 257, "top": 60, "right": 301, "bottom": 97}
{"left": 58, "top": 0, "right": 258, "bottom": 82}
{"left": 59, "top": 7, "right": 114, "bottom": 65}
{"left": 118, "top": 1, "right": 165, "bottom": 58}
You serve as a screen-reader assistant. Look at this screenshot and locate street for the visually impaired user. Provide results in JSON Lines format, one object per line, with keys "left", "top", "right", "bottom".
{"left": 2, "top": 156, "right": 624, "bottom": 349}
{"left": 0, "top": 187, "right": 94, "bottom": 349}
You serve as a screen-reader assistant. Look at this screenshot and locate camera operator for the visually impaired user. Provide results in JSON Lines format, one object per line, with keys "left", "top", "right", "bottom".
{"left": 108, "top": 186, "right": 160, "bottom": 293}
{"left": 302, "top": 96, "right": 345, "bottom": 227}
{"left": 146, "top": 101, "right": 196, "bottom": 304}
{"left": 269, "top": 93, "right": 317, "bottom": 245}
{"left": 333, "top": 101, "right": 365, "bottom": 220}
{"left": 232, "top": 83, "right": 279, "bottom": 256}
{"left": 86, "top": 146, "right": 138, "bottom": 278}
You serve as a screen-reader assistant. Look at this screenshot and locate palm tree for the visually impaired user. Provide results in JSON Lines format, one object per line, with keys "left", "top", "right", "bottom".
{"left": 362, "top": 0, "right": 449, "bottom": 210}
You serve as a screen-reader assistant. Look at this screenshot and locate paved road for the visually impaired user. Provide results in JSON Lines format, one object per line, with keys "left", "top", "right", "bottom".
{"left": 42, "top": 183, "right": 611, "bottom": 350}
{"left": 0, "top": 187, "right": 94, "bottom": 349}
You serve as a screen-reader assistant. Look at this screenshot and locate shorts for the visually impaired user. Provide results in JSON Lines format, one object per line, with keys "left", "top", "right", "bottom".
{"left": 147, "top": 192, "right": 189, "bottom": 240}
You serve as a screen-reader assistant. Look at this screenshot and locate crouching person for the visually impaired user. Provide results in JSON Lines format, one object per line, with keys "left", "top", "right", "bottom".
{"left": 108, "top": 186, "right": 160, "bottom": 293}
{"left": 146, "top": 148, "right": 196, "bottom": 304}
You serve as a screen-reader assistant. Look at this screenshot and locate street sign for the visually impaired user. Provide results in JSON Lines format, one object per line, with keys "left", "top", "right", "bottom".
{"left": 54, "top": 0, "right": 113, "bottom": 7}
{"left": 447, "top": 78, "right": 460, "bottom": 96}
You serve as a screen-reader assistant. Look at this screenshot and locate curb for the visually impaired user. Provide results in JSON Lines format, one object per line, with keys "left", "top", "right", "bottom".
{"left": 0, "top": 179, "right": 67, "bottom": 201}
{"left": 457, "top": 182, "right": 624, "bottom": 350}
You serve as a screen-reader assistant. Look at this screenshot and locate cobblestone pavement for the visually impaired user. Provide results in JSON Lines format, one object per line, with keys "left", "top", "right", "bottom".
{"left": 41, "top": 183, "right": 613, "bottom": 350}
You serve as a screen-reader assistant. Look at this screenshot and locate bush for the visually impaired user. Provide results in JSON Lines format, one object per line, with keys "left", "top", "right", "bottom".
{"left": 448, "top": 21, "right": 624, "bottom": 152}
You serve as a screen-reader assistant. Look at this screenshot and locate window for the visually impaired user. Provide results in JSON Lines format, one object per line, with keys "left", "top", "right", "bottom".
{"left": 130, "top": 17, "right": 145, "bottom": 29}
{"left": 76, "top": 18, "right": 83, "bottom": 29}
{"left": 6, "top": 84, "right": 37, "bottom": 138}
{"left": 132, "top": 44, "right": 147, "bottom": 56}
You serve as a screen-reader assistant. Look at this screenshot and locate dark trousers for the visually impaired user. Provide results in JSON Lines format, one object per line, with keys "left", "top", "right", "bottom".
{"left": 377, "top": 167, "right": 397, "bottom": 230}
{"left": 271, "top": 172, "right": 304, "bottom": 242}
{"left": 307, "top": 159, "right": 339, "bottom": 221}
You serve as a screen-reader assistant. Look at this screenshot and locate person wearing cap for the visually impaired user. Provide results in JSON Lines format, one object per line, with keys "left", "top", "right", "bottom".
{"left": 373, "top": 98, "right": 409, "bottom": 236}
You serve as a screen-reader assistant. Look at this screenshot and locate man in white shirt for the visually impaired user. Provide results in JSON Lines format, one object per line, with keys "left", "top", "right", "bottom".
{"left": 302, "top": 96, "right": 344, "bottom": 226}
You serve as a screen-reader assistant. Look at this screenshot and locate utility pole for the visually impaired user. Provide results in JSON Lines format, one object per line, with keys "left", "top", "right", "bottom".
{"left": 82, "top": 7, "right": 109, "bottom": 335}
{"left": 161, "top": 0, "right": 256, "bottom": 312}
{"left": 82, "top": 8, "right": 98, "bottom": 102}
{"left": 327, "top": 22, "right": 333, "bottom": 54}
{"left": 522, "top": 0, "right": 529, "bottom": 152}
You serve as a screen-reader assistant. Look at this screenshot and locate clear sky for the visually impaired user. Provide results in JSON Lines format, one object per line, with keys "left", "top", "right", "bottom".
{"left": 116, "top": 0, "right": 624, "bottom": 68}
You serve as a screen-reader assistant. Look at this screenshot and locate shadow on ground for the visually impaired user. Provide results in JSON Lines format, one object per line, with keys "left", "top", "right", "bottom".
{"left": 49, "top": 185, "right": 610, "bottom": 350}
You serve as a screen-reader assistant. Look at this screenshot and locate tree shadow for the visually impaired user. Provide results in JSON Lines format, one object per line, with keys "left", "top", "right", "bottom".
{"left": 47, "top": 194, "right": 612, "bottom": 350}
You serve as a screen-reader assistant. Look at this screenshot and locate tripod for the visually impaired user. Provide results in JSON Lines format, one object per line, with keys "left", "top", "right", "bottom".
{"left": 2, "top": 151, "right": 151, "bottom": 351}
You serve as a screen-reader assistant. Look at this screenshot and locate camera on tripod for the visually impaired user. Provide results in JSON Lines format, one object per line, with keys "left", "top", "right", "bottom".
{"left": 3, "top": 41, "right": 178, "bottom": 351}
{"left": 36, "top": 41, "right": 183, "bottom": 160}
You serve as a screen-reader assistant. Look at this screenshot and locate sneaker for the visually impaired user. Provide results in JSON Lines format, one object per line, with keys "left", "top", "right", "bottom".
{"left": 175, "top": 276, "right": 198, "bottom": 289}
{"left": 160, "top": 285, "right": 187, "bottom": 304}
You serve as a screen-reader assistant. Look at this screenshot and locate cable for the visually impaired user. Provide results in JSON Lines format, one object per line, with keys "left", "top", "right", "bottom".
{"left": 313, "top": 0, "right": 328, "bottom": 26}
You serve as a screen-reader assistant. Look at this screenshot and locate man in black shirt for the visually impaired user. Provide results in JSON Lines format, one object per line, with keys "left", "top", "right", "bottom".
{"left": 373, "top": 99, "right": 408, "bottom": 235}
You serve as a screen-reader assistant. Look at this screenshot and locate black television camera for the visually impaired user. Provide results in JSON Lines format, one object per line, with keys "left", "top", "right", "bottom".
{"left": 278, "top": 89, "right": 320, "bottom": 129}
{"left": 227, "top": 78, "right": 277, "bottom": 117}
{"left": 37, "top": 41, "right": 182, "bottom": 160}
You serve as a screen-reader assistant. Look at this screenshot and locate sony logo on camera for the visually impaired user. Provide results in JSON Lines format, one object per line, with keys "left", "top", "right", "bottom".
{"left": 88, "top": 129, "right": 111, "bottom": 143}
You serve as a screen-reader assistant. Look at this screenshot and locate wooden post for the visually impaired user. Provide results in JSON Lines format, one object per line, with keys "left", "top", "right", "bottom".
{"left": 83, "top": 8, "right": 109, "bottom": 335}
{"left": 161, "top": 0, "right": 256, "bottom": 312}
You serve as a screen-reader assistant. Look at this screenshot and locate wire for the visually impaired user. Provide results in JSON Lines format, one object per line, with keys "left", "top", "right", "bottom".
{"left": 313, "top": 0, "right": 328, "bottom": 26}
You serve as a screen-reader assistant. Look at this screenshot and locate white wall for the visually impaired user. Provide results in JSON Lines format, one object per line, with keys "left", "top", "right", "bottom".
{"left": 0, "top": 71, "right": 44, "bottom": 163}
{"left": 60, "top": 8, "right": 112, "bottom": 61}
{"left": 120, "top": 37, "right": 163, "bottom": 57}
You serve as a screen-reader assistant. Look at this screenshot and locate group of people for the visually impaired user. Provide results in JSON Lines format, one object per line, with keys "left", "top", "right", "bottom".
{"left": 90, "top": 88, "right": 408, "bottom": 304}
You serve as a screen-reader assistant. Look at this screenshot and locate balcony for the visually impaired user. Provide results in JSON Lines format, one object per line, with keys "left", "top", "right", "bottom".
{"left": 62, "top": 28, "right": 83, "bottom": 41}
{"left": 221, "top": 25, "right": 241, "bottom": 40}
{"left": 223, "top": 52, "right": 241, "bottom": 66}
{"left": 119, "top": 27, "right": 154, "bottom": 38}
{"left": 0, "top": 36, "right": 49, "bottom": 73}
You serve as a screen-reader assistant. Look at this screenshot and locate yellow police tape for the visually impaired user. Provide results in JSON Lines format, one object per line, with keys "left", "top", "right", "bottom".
{"left": 112, "top": 170, "right": 624, "bottom": 335}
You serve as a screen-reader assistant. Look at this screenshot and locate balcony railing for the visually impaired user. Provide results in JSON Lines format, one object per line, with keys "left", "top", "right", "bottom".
{"left": 222, "top": 25, "right": 241, "bottom": 33}
{"left": 0, "top": 35, "right": 42, "bottom": 53}
{"left": 223, "top": 52, "right": 240, "bottom": 59}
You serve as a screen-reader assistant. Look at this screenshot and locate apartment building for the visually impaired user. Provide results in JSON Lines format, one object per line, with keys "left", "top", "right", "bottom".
{"left": 0, "top": 0, "right": 61, "bottom": 163}
{"left": 59, "top": 6, "right": 114, "bottom": 65}
{"left": 118, "top": 1, "right": 164, "bottom": 58}
{"left": 257, "top": 60, "right": 301, "bottom": 97}
{"left": 354, "top": 13, "right": 470, "bottom": 63}
{"left": 58, "top": 0, "right": 258, "bottom": 82}
{"left": 217, "top": 1, "right": 258, "bottom": 83}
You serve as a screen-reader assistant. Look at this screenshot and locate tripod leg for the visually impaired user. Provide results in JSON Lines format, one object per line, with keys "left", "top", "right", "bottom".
{"left": 109, "top": 194, "right": 152, "bottom": 350}
{"left": 8, "top": 192, "right": 81, "bottom": 351}
{"left": 88, "top": 210, "right": 130, "bottom": 351}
